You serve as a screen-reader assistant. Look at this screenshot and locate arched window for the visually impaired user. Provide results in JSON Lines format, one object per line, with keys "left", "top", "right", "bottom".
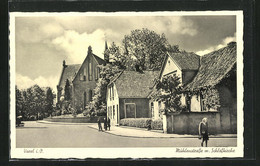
{"left": 83, "top": 92, "right": 87, "bottom": 108}
{"left": 89, "top": 89, "right": 93, "bottom": 101}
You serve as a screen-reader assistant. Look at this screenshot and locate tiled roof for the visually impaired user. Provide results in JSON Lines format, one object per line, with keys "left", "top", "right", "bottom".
{"left": 113, "top": 70, "right": 160, "bottom": 98}
{"left": 58, "top": 64, "right": 81, "bottom": 89}
{"left": 168, "top": 51, "right": 200, "bottom": 70}
{"left": 186, "top": 42, "right": 236, "bottom": 90}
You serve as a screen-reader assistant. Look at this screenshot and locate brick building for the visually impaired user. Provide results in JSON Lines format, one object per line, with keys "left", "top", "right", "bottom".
{"left": 57, "top": 46, "right": 105, "bottom": 111}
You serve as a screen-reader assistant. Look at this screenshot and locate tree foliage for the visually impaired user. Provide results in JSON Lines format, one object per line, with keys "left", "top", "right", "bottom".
{"left": 151, "top": 72, "right": 184, "bottom": 113}
{"left": 107, "top": 28, "right": 179, "bottom": 71}
{"left": 91, "top": 63, "right": 121, "bottom": 114}
{"left": 15, "top": 85, "right": 56, "bottom": 120}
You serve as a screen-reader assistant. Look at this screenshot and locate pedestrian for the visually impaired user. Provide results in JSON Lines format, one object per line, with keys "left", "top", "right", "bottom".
{"left": 107, "top": 117, "right": 111, "bottom": 131}
{"left": 104, "top": 117, "right": 107, "bottom": 131}
{"left": 198, "top": 117, "right": 209, "bottom": 147}
{"left": 97, "top": 117, "right": 103, "bottom": 131}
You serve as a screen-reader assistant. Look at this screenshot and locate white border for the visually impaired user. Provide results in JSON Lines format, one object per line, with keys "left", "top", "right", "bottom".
{"left": 9, "top": 11, "right": 244, "bottom": 159}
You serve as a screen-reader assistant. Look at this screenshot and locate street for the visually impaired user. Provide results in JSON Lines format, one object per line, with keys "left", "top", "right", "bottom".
{"left": 16, "top": 121, "right": 237, "bottom": 148}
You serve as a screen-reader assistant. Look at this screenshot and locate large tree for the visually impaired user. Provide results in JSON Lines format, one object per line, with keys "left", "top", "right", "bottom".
{"left": 108, "top": 28, "right": 179, "bottom": 71}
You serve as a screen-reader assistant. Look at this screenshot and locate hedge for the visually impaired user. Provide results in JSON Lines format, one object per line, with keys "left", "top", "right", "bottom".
{"left": 151, "top": 119, "right": 163, "bottom": 130}
{"left": 120, "top": 118, "right": 163, "bottom": 130}
{"left": 120, "top": 118, "right": 152, "bottom": 128}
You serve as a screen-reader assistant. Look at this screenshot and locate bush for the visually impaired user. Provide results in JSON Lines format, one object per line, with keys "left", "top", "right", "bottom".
{"left": 151, "top": 119, "right": 163, "bottom": 130}
{"left": 120, "top": 118, "right": 152, "bottom": 128}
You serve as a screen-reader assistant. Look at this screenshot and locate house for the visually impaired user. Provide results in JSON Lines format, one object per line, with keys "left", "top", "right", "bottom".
{"left": 57, "top": 45, "right": 106, "bottom": 111}
{"left": 106, "top": 70, "right": 159, "bottom": 125}
{"left": 162, "top": 42, "right": 237, "bottom": 134}
{"left": 149, "top": 51, "right": 200, "bottom": 119}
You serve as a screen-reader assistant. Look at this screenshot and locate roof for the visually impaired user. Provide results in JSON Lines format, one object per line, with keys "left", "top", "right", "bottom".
{"left": 58, "top": 64, "right": 81, "bottom": 88}
{"left": 168, "top": 51, "right": 200, "bottom": 70}
{"left": 93, "top": 54, "right": 105, "bottom": 65}
{"left": 186, "top": 42, "right": 236, "bottom": 90}
{"left": 111, "top": 70, "right": 160, "bottom": 98}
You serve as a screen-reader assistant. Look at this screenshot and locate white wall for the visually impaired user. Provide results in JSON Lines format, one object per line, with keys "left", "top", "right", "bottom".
{"left": 107, "top": 83, "right": 119, "bottom": 125}
{"left": 161, "top": 56, "right": 182, "bottom": 83}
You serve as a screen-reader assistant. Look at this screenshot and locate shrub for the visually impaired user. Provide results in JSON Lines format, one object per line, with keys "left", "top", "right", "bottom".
{"left": 120, "top": 118, "right": 152, "bottom": 128}
{"left": 151, "top": 119, "right": 163, "bottom": 130}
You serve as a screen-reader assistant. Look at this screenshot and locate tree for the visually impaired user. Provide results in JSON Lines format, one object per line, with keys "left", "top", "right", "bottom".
{"left": 45, "top": 87, "right": 55, "bottom": 117}
{"left": 151, "top": 71, "right": 184, "bottom": 114}
{"left": 16, "top": 86, "right": 24, "bottom": 120}
{"left": 24, "top": 85, "right": 46, "bottom": 120}
{"left": 119, "top": 28, "right": 179, "bottom": 70}
{"left": 91, "top": 63, "right": 121, "bottom": 114}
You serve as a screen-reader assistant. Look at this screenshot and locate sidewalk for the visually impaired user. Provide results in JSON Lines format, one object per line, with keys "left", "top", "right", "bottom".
{"left": 87, "top": 123, "right": 237, "bottom": 138}
{"left": 37, "top": 120, "right": 237, "bottom": 138}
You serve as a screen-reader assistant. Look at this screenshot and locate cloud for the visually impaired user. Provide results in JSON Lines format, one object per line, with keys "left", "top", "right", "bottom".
{"left": 196, "top": 33, "right": 236, "bottom": 56}
{"left": 16, "top": 74, "right": 59, "bottom": 93}
{"left": 51, "top": 29, "right": 106, "bottom": 64}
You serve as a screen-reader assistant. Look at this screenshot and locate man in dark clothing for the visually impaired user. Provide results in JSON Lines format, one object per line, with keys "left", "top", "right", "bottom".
{"left": 97, "top": 117, "right": 103, "bottom": 131}
{"left": 107, "top": 117, "right": 111, "bottom": 131}
{"left": 104, "top": 117, "right": 107, "bottom": 131}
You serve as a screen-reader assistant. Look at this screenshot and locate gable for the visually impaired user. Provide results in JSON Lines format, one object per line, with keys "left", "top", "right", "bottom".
{"left": 73, "top": 53, "right": 105, "bottom": 82}
{"left": 161, "top": 56, "right": 182, "bottom": 80}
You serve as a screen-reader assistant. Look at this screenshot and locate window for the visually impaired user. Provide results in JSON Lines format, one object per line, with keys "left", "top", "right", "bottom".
{"left": 109, "top": 87, "right": 112, "bottom": 100}
{"left": 83, "top": 67, "right": 87, "bottom": 81}
{"left": 83, "top": 92, "right": 87, "bottom": 108}
{"left": 95, "top": 67, "right": 99, "bottom": 80}
{"left": 113, "top": 105, "right": 115, "bottom": 119}
{"left": 89, "top": 90, "right": 93, "bottom": 101}
{"left": 88, "top": 62, "right": 92, "bottom": 81}
{"left": 112, "top": 85, "right": 114, "bottom": 100}
{"left": 151, "top": 102, "right": 154, "bottom": 118}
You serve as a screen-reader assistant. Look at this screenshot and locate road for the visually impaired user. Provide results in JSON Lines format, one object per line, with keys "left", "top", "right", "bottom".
{"left": 16, "top": 121, "right": 237, "bottom": 148}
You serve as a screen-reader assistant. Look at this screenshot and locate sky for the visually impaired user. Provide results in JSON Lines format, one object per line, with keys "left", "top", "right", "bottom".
{"left": 15, "top": 14, "right": 236, "bottom": 93}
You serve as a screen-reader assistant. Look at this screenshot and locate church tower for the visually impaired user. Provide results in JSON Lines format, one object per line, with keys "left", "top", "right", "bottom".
{"left": 104, "top": 41, "right": 109, "bottom": 64}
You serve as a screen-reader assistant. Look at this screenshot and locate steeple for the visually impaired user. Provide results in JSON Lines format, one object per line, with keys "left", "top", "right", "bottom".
{"left": 104, "top": 41, "right": 109, "bottom": 64}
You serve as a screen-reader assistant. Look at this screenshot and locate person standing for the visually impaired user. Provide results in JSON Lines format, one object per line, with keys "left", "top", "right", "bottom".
{"left": 97, "top": 117, "right": 103, "bottom": 131}
{"left": 107, "top": 117, "right": 111, "bottom": 131}
{"left": 199, "top": 117, "right": 209, "bottom": 147}
{"left": 104, "top": 117, "right": 107, "bottom": 131}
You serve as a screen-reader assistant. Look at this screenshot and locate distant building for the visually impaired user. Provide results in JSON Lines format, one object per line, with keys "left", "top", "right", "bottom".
{"left": 57, "top": 45, "right": 106, "bottom": 111}
{"left": 106, "top": 70, "right": 159, "bottom": 125}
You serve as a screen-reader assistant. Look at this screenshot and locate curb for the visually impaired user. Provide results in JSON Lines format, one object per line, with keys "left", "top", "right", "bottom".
{"left": 86, "top": 125, "right": 237, "bottom": 139}
{"left": 37, "top": 120, "right": 92, "bottom": 125}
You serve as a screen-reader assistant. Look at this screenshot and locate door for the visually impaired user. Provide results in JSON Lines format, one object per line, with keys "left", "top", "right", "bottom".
{"left": 125, "top": 103, "right": 136, "bottom": 118}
